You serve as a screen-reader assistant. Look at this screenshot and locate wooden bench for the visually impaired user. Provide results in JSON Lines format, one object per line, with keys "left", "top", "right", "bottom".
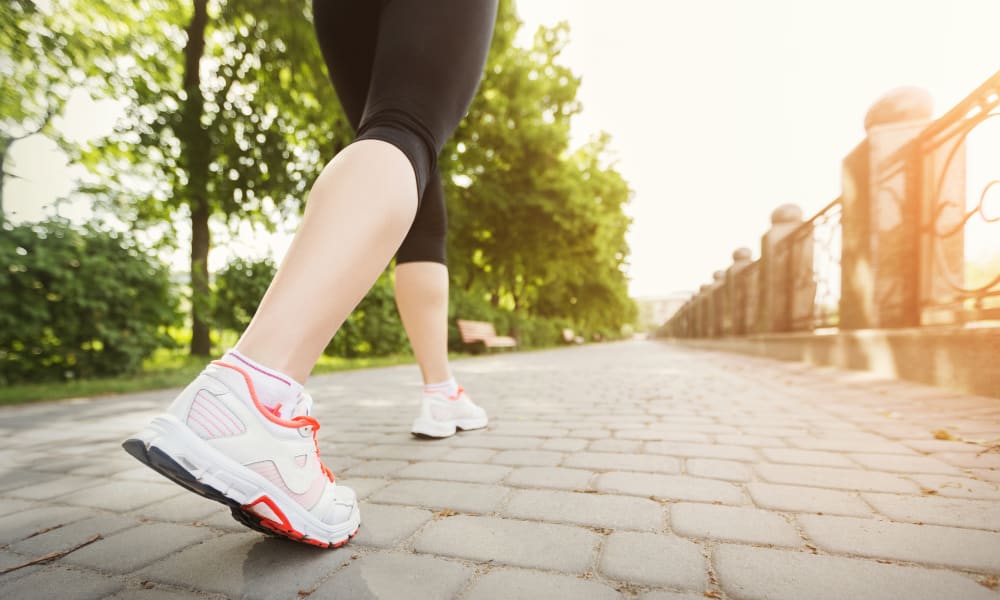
{"left": 457, "top": 319, "right": 518, "bottom": 352}
{"left": 562, "top": 328, "right": 584, "bottom": 344}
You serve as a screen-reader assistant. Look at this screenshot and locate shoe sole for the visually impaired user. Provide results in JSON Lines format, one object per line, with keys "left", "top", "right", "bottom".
{"left": 411, "top": 416, "right": 489, "bottom": 439}
{"left": 122, "top": 416, "right": 359, "bottom": 549}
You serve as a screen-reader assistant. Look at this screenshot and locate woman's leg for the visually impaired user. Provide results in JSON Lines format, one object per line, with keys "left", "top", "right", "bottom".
{"left": 395, "top": 170, "right": 451, "bottom": 384}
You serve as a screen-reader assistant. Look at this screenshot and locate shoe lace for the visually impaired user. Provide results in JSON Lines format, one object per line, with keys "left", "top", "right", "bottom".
{"left": 291, "top": 415, "right": 334, "bottom": 483}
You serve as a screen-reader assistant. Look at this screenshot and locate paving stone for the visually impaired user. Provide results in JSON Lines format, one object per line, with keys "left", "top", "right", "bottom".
{"left": 370, "top": 480, "right": 508, "bottom": 513}
{"left": 63, "top": 480, "right": 186, "bottom": 511}
{"left": 313, "top": 552, "right": 472, "bottom": 600}
{"left": 130, "top": 491, "right": 221, "bottom": 523}
{"left": 0, "top": 549, "right": 41, "bottom": 583}
{"left": 106, "top": 589, "right": 202, "bottom": 600}
{"left": 564, "top": 452, "right": 681, "bottom": 474}
{"left": 645, "top": 442, "right": 758, "bottom": 462}
{"left": 504, "top": 489, "right": 663, "bottom": 531}
{"left": 4, "top": 474, "right": 108, "bottom": 501}
{"left": 598, "top": 531, "right": 706, "bottom": 589}
{"left": 451, "top": 435, "right": 544, "bottom": 450}
{"left": 798, "top": 514, "right": 1000, "bottom": 573}
{"left": 760, "top": 447, "right": 856, "bottom": 467}
{"left": 540, "top": 438, "right": 589, "bottom": 452}
{"left": 849, "top": 453, "right": 963, "bottom": 475}
{"left": 396, "top": 461, "right": 512, "bottom": 483}
{"left": 0, "top": 566, "right": 124, "bottom": 600}
{"left": 356, "top": 445, "right": 450, "bottom": 461}
{"left": 0, "top": 505, "right": 94, "bottom": 545}
{"left": 9, "top": 513, "right": 140, "bottom": 556}
{"left": 0, "top": 469, "right": 54, "bottom": 493}
{"left": 862, "top": 492, "right": 1000, "bottom": 531}
{"left": 463, "top": 568, "right": 622, "bottom": 600}
{"left": 685, "top": 458, "right": 751, "bottom": 482}
{"left": 413, "top": 515, "right": 599, "bottom": 572}
{"left": 491, "top": 450, "right": 565, "bottom": 467}
{"left": 596, "top": 472, "right": 744, "bottom": 505}
{"left": 715, "top": 434, "right": 786, "bottom": 448}
{"left": 137, "top": 532, "right": 353, "bottom": 599}
{"left": 343, "top": 460, "right": 410, "bottom": 477}
{"left": 505, "top": 467, "right": 595, "bottom": 490}
{"left": 66, "top": 521, "right": 212, "bottom": 574}
{"left": 670, "top": 503, "right": 801, "bottom": 547}
{"left": 351, "top": 503, "right": 432, "bottom": 548}
{"left": 756, "top": 464, "right": 920, "bottom": 493}
{"left": 615, "top": 430, "right": 710, "bottom": 442}
{"left": 933, "top": 452, "right": 1000, "bottom": 469}
{"left": 340, "top": 477, "right": 390, "bottom": 500}
{"left": 713, "top": 544, "right": 997, "bottom": 600}
{"left": 640, "top": 592, "right": 706, "bottom": 600}
{"left": 909, "top": 474, "right": 1000, "bottom": 500}
{"left": 437, "top": 447, "right": 497, "bottom": 463}
{"left": 567, "top": 429, "right": 612, "bottom": 440}
{"left": 746, "top": 482, "right": 872, "bottom": 516}
{"left": 588, "top": 439, "right": 642, "bottom": 453}
{"left": 787, "top": 436, "right": 916, "bottom": 454}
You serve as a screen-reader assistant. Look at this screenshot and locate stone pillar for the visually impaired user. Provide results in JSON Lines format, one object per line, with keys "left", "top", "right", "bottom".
{"left": 727, "top": 247, "right": 753, "bottom": 335}
{"left": 697, "top": 284, "right": 712, "bottom": 338}
{"left": 840, "top": 87, "right": 934, "bottom": 328}
{"left": 710, "top": 270, "right": 726, "bottom": 337}
{"left": 759, "top": 204, "right": 803, "bottom": 332}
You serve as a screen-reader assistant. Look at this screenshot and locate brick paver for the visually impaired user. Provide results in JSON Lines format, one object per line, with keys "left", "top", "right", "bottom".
{"left": 2, "top": 340, "right": 999, "bottom": 598}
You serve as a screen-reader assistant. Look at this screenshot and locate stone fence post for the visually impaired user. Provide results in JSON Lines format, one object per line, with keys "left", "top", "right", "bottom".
{"left": 727, "top": 247, "right": 753, "bottom": 335}
{"left": 759, "top": 204, "right": 803, "bottom": 332}
{"left": 840, "top": 87, "right": 934, "bottom": 328}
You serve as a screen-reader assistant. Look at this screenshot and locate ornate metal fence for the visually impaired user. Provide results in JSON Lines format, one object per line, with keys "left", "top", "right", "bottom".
{"left": 660, "top": 68, "right": 1000, "bottom": 339}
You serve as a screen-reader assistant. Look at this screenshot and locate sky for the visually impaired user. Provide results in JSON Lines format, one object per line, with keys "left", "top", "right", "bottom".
{"left": 6, "top": 0, "right": 1000, "bottom": 299}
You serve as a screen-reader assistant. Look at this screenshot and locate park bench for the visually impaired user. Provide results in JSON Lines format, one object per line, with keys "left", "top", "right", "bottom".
{"left": 457, "top": 319, "right": 518, "bottom": 352}
{"left": 562, "top": 328, "right": 585, "bottom": 344}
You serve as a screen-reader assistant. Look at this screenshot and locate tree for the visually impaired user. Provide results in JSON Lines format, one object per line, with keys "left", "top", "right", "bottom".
{"left": 442, "top": 1, "right": 635, "bottom": 333}
{"left": 78, "top": 0, "right": 353, "bottom": 355}
{"left": 0, "top": 0, "right": 83, "bottom": 222}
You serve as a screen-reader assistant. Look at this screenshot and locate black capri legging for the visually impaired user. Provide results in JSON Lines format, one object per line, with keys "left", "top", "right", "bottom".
{"left": 312, "top": 0, "right": 498, "bottom": 265}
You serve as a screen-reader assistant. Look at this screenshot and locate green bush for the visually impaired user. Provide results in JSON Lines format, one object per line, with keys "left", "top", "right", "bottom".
{"left": 213, "top": 257, "right": 276, "bottom": 331}
{"left": 325, "top": 270, "right": 410, "bottom": 358}
{"left": 0, "top": 218, "right": 180, "bottom": 384}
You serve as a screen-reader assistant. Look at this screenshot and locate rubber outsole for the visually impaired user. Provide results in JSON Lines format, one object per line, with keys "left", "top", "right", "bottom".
{"left": 122, "top": 438, "right": 359, "bottom": 548}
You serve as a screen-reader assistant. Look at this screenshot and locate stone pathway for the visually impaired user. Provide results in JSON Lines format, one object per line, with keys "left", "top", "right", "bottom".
{"left": 1, "top": 340, "right": 999, "bottom": 599}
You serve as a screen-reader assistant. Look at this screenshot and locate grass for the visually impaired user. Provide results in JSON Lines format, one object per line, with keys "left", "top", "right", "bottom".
{"left": 0, "top": 345, "right": 417, "bottom": 407}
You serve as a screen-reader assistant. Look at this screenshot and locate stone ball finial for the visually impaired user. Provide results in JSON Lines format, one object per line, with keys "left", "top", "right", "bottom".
{"left": 713, "top": 270, "right": 725, "bottom": 282}
{"left": 732, "top": 247, "right": 752, "bottom": 262}
{"left": 771, "top": 204, "right": 803, "bottom": 225}
{"left": 864, "top": 86, "right": 933, "bottom": 132}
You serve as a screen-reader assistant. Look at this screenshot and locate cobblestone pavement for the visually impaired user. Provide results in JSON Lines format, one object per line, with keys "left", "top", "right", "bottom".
{"left": 2, "top": 340, "right": 1000, "bottom": 600}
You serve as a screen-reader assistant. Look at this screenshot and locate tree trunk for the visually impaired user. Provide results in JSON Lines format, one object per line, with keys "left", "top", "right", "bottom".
{"left": 182, "top": 0, "right": 211, "bottom": 356}
{"left": 0, "top": 146, "right": 6, "bottom": 226}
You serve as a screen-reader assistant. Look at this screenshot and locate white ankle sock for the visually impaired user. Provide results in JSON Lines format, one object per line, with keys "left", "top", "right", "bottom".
{"left": 424, "top": 377, "right": 459, "bottom": 398}
{"left": 221, "top": 349, "right": 302, "bottom": 417}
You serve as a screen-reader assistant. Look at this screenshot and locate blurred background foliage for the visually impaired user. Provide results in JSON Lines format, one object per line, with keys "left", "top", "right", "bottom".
{"left": 0, "top": 0, "right": 636, "bottom": 386}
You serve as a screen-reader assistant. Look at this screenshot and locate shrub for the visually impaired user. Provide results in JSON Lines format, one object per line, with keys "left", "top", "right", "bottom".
{"left": 325, "top": 270, "right": 410, "bottom": 358}
{"left": 212, "top": 257, "right": 276, "bottom": 331}
{"left": 0, "top": 218, "right": 179, "bottom": 384}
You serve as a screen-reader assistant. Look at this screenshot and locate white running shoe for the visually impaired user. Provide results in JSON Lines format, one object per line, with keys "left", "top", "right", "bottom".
{"left": 122, "top": 360, "right": 360, "bottom": 548}
{"left": 410, "top": 386, "right": 489, "bottom": 438}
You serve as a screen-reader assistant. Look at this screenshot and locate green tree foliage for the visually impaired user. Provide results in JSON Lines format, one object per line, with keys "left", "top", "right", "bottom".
{"left": 0, "top": 0, "right": 97, "bottom": 221}
{"left": 0, "top": 219, "right": 179, "bottom": 384}
{"left": 76, "top": 0, "right": 353, "bottom": 355}
{"left": 325, "top": 272, "right": 410, "bottom": 358}
{"left": 212, "top": 256, "right": 275, "bottom": 331}
{"left": 443, "top": 1, "right": 636, "bottom": 336}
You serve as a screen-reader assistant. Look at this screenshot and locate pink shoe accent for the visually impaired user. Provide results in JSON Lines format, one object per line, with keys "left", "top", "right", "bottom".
{"left": 247, "top": 460, "right": 327, "bottom": 510}
{"left": 295, "top": 454, "right": 308, "bottom": 467}
{"left": 186, "top": 390, "right": 247, "bottom": 440}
